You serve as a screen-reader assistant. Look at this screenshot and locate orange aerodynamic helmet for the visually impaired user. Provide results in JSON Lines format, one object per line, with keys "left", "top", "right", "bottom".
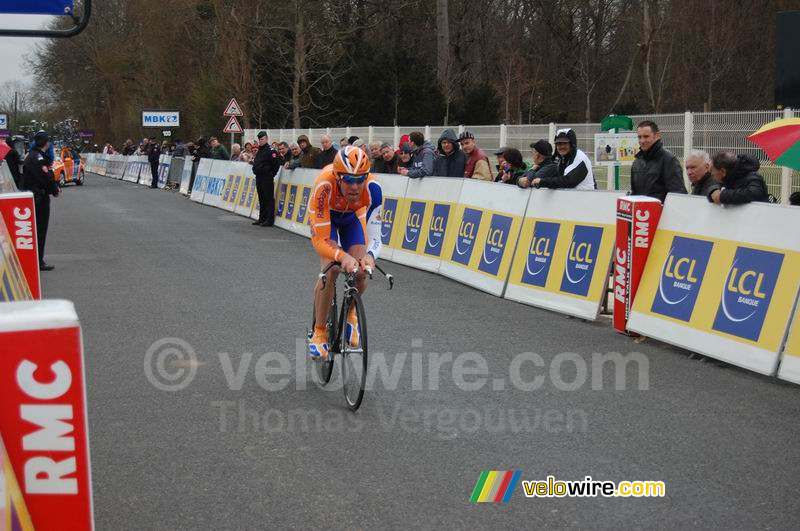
{"left": 333, "top": 145, "right": 371, "bottom": 179}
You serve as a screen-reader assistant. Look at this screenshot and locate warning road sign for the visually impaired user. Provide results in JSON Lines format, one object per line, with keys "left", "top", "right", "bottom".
{"left": 223, "top": 98, "right": 243, "bottom": 116}
{"left": 223, "top": 116, "right": 243, "bottom": 134}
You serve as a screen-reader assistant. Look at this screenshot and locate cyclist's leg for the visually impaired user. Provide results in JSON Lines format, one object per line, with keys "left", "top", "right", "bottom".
{"left": 314, "top": 255, "right": 339, "bottom": 326}
{"left": 340, "top": 211, "right": 369, "bottom": 294}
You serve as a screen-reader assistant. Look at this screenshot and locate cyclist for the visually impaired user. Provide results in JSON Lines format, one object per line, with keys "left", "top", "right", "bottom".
{"left": 308, "top": 146, "right": 383, "bottom": 360}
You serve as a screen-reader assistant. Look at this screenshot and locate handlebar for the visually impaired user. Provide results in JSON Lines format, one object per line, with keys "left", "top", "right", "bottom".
{"left": 318, "top": 261, "right": 394, "bottom": 290}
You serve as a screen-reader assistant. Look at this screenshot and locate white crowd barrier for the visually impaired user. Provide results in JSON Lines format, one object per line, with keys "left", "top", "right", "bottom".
{"left": 124, "top": 155, "right": 147, "bottom": 183}
{"left": 179, "top": 157, "right": 193, "bottom": 195}
{"left": 390, "top": 177, "right": 462, "bottom": 274}
{"left": 627, "top": 194, "right": 800, "bottom": 375}
{"left": 438, "top": 179, "right": 528, "bottom": 296}
{"left": 504, "top": 189, "right": 624, "bottom": 320}
{"left": 85, "top": 157, "right": 800, "bottom": 384}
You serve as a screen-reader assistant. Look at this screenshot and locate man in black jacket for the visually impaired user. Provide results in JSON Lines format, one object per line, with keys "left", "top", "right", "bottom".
{"left": 251, "top": 131, "right": 281, "bottom": 226}
{"left": 630, "top": 120, "right": 686, "bottom": 201}
{"left": 518, "top": 139, "right": 559, "bottom": 188}
{"left": 22, "top": 131, "right": 60, "bottom": 271}
{"left": 432, "top": 129, "right": 466, "bottom": 177}
{"left": 708, "top": 151, "right": 768, "bottom": 205}
{"left": 148, "top": 137, "right": 162, "bottom": 189}
{"left": 3, "top": 136, "right": 23, "bottom": 188}
{"left": 533, "top": 129, "right": 595, "bottom": 189}
{"left": 315, "top": 134, "right": 338, "bottom": 169}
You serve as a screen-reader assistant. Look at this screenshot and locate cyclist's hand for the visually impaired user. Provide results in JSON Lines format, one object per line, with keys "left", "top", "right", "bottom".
{"left": 340, "top": 254, "right": 359, "bottom": 273}
{"left": 360, "top": 254, "right": 375, "bottom": 272}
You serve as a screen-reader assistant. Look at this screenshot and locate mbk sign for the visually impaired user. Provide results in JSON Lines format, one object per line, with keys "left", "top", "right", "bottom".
{"left": 141, "top": 110, "right": 180, "bottom": 127}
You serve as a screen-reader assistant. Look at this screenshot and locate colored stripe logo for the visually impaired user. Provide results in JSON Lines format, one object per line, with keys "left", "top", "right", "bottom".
{"left": 469, "top": 471, "right": 521, "bottom": 502}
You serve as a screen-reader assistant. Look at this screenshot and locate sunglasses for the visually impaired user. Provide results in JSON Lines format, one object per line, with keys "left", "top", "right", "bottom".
{"left": 341, "top": 173, "right": 368, "bottom": 184}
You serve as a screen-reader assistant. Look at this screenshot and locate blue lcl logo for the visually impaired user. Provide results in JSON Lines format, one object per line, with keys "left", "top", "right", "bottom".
{"left": 478, "top": 214, "right": 513, "bottom": 275}
{"left": 381, "top": 198, "right": 398, "bottom": 244}
{"left": 560, "top": 225, "right": 603, "bottom": 296}
{"left": 424, "top": 204, "right": 450, "bottom": 257}
{"left": 712, "top": 246, "right": 783, "bottom": 342}
{"left": 451, "top": 208, "right": 483, "bottom": 265}
{"left": 277, "top": 184, "right": 287, "bottom": 216}
{"left": 402, "top": 201, "right": 426, "bottom": 251}
{"left": 521, "top": 221, "right": 560, "bottom": 287}
{"left": 297, "top": 187, "right": 311, "bottom": 222}
{"left": 286, "top": 185, "right": 297, "bottom": 219}
{"left": 651, "top": 236, "right": 713, "bottom": 321}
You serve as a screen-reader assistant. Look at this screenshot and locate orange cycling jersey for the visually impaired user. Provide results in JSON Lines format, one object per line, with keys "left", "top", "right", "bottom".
{"left": 309, "top": 167, "right": 383, "bottom": 262}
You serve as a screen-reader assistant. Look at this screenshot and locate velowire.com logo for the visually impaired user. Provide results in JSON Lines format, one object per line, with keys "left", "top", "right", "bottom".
{"left": 469, "top": 471, "right": 522, "bottom": 503}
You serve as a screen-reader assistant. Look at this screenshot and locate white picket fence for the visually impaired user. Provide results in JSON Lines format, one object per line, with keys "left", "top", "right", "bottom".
{"left": 244, "top": 108, "right": 798, "bottom": 202}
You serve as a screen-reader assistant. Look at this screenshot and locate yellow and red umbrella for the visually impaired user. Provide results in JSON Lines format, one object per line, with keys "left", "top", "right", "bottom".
{"left": 747, "top": 118, "right": 800, "bottom": 171}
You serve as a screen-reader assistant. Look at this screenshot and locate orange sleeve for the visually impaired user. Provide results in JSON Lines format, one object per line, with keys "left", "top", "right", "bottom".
{"left": 309, "top": 180, "right": 342, "bottom": 262}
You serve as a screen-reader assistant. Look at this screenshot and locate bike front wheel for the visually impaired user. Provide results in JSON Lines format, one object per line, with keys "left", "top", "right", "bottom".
{"left": 341, "top": 291, "right": 368, "bottom": 410}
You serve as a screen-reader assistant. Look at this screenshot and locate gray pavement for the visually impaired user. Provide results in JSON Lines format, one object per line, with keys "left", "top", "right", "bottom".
{"left": 41, "top": 175, "right": 800, "bottom": 529}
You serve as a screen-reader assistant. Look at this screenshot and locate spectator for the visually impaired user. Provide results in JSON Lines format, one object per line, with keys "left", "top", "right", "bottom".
{"left": 3, "top": 136, "right": 23, "bottom": 188}
{"left": 148, "top": 136, "right": 161, "bottom": 189}
{"left": 372, "top": 143, "right": 398, "bottom": 174}
{"left": 285, "top": 143, "right": 303, "bottom": 169}
{"left": 459, "top": 131, "right": 492, "bottom": 181}
{"left": 230, "top": 143, "right": 242, "bottom": 161}
{"left": 271, "top": 141, "right": 279, "bottom": 150}
{"left": 708, "top": 151, "right": 768, "bottom": 205}
{"left": 240, "top": 142, "right": 254, "bottom": 163}
{"left": 173, "top": 139, "right": 187, "bottom": 157}
{"left": 498, "top": 148, "right": 528, "bottom": 185}
{"left": 297, "top": 135, "right": 320, "bottom": 168}
{"left": 316, "top": 134, "right": 338, "bottom": 168}
{"left": 399, "top": 131, "right": 434, "bottom": 178}
{"left": 210, "top": 137, "right": 230, "bottom": 160}
{"left": 249, "top": 142, "right": 259, "bottom": 160}
{"left": 518, "top": 140, "right": 559, "bottom": 188}
{"left": 252, "top": 131, "right": 282, "bottom": 226}
{"left": 685, "top": 150, "right": 717, "bottom": 197}
{"left": 340, "top": 137, "right": 349, "bottom": 148}
{"left": 433, "top": 129, "right": 466, "bottom": 178}
{"left": 194, "top": 137, "right": 211, "bottom": 159}
{"left": 102, "top": 142, "right": 114, "bottom": 155}
{"left": 347, "top": 135, "right": 359, "bottom": 145}
{"left": 369, "top": 142, "right": 382, "bottom": 161}
{"left": 277, "top": 141, "right": 290, "bottom": 163}
{"left": 493, "top": 148, "right": 507, "bottom": 182}
{"left": 22, "top": 130, "right": 59, "bottom": 271}
{"left": 352, "top": 138, "right": 368, "bottom": 155}
{"left": 789, "top": 192, "right": 800, "bottom": 206}
{"left": 631, "top": 120, "right": 686, "bottom": 201}
{"left": 397, "top": 143, "right": 413, "bottom": 171}
{"left": 545, "top": 128, "right": 596, "bottom": 189}
{"left": 122, "top": 139, "right": 136, "bottom": 156}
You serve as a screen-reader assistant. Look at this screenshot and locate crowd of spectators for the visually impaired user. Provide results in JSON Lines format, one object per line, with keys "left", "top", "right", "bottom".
{"left": 89, "top": 118, "right": 784, "bottom": 207}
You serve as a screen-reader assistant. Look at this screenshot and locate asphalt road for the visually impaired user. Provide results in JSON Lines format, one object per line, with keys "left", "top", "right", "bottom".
{"left": 41, "top": 175, "right": 800, "bottom": 529}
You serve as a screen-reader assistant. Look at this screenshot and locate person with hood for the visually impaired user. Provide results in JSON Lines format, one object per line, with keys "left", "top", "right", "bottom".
{"left": 399, "top": 131, "right": 434, "bottom": 179}
{"left": 316, "top": 134, "right": 338, "bottom": 168}
{"left": 518, "top": 140, "right": 559, "bottom": 188}
{"left": 458, "top": 131, "right": 492, "bottom": 181}
{"left": 297, "top": 135, "right": 321, "bottom": 168}
{"left": 22, "top": 131, "right": 60, "bottom": 271}
{"left": 497, "top": 148, "right": 528, "bottom": 185}
{"left": 534, "top": 128, "right": 595, "bottom": 190}
{"left": 708, "top": 151, "right": 768, "bottom": 204}
{"left": 432, "top": 128, "right": 466, "bottom": 177}
{"left": 685, "top": 150, "right": 718, "bottom": 197}
{"left": 194, "top": 137, "right": 212, "bottom": 160}
{"left": 630, "top": 120, "right": 686, "bottom": 201}
{"left": 3, "top": 136, "right": 23, "bottom": 188}
{"left": 373, "top": 143, "right": 399, "bottom": 174}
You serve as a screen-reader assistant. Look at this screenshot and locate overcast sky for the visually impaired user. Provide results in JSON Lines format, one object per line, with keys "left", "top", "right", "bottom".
{"left": 0, "top": 15, "right": 57, "bottom": 87}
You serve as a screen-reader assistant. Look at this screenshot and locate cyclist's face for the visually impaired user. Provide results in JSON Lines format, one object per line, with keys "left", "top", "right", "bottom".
{"left": 340, "top": 178, "right": 365, "bottom": 200}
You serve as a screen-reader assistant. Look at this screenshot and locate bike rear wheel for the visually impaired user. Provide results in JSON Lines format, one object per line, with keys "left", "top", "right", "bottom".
{"left": 341, "top": 291, "right": 368, "bottom": 410}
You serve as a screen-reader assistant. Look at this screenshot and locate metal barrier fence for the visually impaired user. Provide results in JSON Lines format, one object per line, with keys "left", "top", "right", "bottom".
{"left": 244, "top": 109, "right": 799, "bottom": 202}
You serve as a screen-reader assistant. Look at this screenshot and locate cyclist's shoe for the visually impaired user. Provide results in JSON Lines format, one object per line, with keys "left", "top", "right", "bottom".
{"left": 308, "top": 327, "right": 329, "bottom": 361}
{"left": 346, "top": 306, "right": 360, "bottom": 348}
